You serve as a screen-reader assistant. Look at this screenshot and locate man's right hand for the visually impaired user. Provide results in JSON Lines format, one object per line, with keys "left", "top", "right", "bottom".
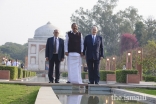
{"left": 83, "top": 55, "right": 86, "bottom": 59}
{"left": 46, "top": 57, "right": 49, "bottom": 61}
{"left": 65, "top": 52, "right": 68, "bottom": 56}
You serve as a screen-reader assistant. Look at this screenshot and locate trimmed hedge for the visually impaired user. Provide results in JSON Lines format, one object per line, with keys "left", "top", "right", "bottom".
{"left": 0, "top": 66, "right": 18, "bottom": 80}
{"left": 62, "top": 70, "right": 115, "bottom": 80}
{"left": 23, "top": 70, "right": 36, "bottom": 77}
{"left": 144, "top": 75, "right": 156, "bottom": 82}
{"left": 0, "top": 66, "right": 36, "bottom": 79}
{"left": 100, "top": 70, "right": 115, "bottom": 81}
{"left": 116, "top": 69, "right": 138, "bottom": 83}
{"left": 18, "top": 67, "right": 23, "bottom": 79}
{"left": 62, "top": 72, "right": 68, "bottom": 77}
{"left": 82, "top": 72, "right": 88, "bottom": 79}
{"left": 23, "top": 70, "right": 26, "bottom": 78}
{"left": 142, "top": 74, "right": 146, "bottom": 81}
{"left": 61, "top": 72, "right": 88, "bottom": 79}
{"left": 26, "top": 71, "right": 29, "bottom": 77}
{"left": 155, "top": 77, "right": 156, "bottom": 82}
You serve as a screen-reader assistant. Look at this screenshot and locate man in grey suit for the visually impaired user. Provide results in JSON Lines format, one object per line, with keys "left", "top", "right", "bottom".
{"left": 83, "top": 26, "right": 104, "bottom": 84}
{"left": 46, "top": 29, "right": 64, "bottom": 83}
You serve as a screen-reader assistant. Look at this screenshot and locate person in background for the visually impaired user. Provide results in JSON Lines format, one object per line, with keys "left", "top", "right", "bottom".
{"left": 1, "top": 59, "right": 6, "bottom": 65}
{"left": 21, "top": 63, "right": 24, "bottom": 68}
{"left": 6, "top": 59, "right": 11, "bottom": 66}
{"left": 12, "top": 59, "right": 19, "bottom": 67}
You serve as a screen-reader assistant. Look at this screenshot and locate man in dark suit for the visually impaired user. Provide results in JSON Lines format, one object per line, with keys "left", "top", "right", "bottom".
{"left": 45, "top": 29, "right": 64, "bottom": 83}
{"left": 88, "top": 96, "right": 99, "bottom": 104}
{"left": 83, "top": 26, "right": 104, "bottom": 84}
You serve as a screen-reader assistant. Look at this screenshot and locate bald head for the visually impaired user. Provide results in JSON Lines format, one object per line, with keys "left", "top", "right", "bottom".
{"left": 53, "top": 29, "right": 59, "bottom": 37}
{"left": 91, "top": 26, "right": 98, "bottom": 35}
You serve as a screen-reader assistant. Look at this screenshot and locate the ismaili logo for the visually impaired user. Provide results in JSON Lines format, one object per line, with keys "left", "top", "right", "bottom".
{"left": 111, "top": 94, "right": 147, "bottom": 101}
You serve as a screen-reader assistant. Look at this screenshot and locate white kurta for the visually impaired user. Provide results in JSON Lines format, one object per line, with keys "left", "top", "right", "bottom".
{"left": 67, "top": 95, "right": 82, "bottom": 104}
{"left": 67, "top": 53, "right": 82, "bottom": 84}
{"left": 65, "top": 31, "right": 83, "bottom": 84}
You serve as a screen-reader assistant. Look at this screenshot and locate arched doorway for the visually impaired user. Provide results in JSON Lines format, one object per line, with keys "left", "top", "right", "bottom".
{"left": 38, "top": 48, "right": 45, "bottom": 70}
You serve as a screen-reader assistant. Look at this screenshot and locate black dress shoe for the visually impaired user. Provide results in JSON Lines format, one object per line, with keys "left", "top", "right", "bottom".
{"left": 55, "top": 81, "right": 59, "bottom": 83}
{"left": 88, "top": 82, "right": 94, "bottom": 84}
{"left": 49, "top": 81, "right": 53, "bottom": 83}
{"left": 66, "top": 81, "right": 70, "bottom": 83}
{"left": 95, "top": 83, "right": 99, "bottom": 85}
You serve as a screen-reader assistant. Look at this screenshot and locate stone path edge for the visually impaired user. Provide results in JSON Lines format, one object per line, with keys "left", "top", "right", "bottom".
{"left": 35, "top": 87, "right": 61, "bottom": 104}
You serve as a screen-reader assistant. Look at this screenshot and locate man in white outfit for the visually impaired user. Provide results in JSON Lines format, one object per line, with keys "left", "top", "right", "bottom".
{"left": 65, "top": 23, "right": 83, "bottom": 84}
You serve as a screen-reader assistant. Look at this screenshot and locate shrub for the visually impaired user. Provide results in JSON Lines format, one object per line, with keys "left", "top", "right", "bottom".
{"left": 120, "top": 33, "right": 138, "bottom": 53}
{"left": 28, "top": 71, "right": 34, "bottom": 77}
{"left": 62, "top": 72, "right": 68, "bottom": 77}
{"left": 116, "top": 69, "right": 138, "bottom": 83}
{"left": 23, "top": 70, "right": 26, "bottom": 78}
{"left": 81, "top": 72, "right": 88, "bottom": 79}
{"left": 154, "top": 77, "right": 156, "bottom": 82}
{"left": 100, "top": 70, "right": 115, "bottom": 81}
{"left": 18, "top": 67, "right": 23, "bottom": 79}
{"left": 28, "top": 71, "right": 31, "bottom": 77}
{"left": 144, "top": 75, "right": 156, "bottom": 82}
{"left": 100, "top": 70, "right": 104, "bottom": 81}
{"left": 26, "top": 71, "right": 29, "bottom": 77}
{"left": 142, "top": 74, "right": 146, "bottom": 81}
{"left": 0, "top": 66, "right": 18, "bottom": 80}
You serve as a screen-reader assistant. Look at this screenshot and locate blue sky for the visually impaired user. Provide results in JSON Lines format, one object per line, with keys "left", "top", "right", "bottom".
{"left": 0, "top": 0, "right": 155, "bottom": 45}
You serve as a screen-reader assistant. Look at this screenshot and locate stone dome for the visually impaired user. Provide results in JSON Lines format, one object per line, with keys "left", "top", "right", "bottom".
{"left": 34, "top": 22, "right": 64, "bottom": 39}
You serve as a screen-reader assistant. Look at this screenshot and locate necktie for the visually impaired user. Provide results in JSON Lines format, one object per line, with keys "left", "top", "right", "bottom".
{"left": 53, "top": 38, "right": 57, "bottom": 53}
{"left": 92, "top": 36, "right": 95, "bottom": 45}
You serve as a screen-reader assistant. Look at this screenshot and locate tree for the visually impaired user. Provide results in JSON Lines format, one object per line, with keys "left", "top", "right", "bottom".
{"left": 120, "top": 33, "right": 138, "bottom": 53}
{"left": 71, "top": 0, "right": 143, "bottom": 56}
{"left": 145, "top": 17, "right": 156, "bottom": 41}
{"left": 0, "top": 42, "right": 28, "bottom": 62}
{"left": 116, "top": 6, "right": 142, "bottom": 34}
{"left": 142, "top": 40, "right": 156, "bottom": 75}
{"left": 133, "top": 21, "right": 147, "bottom": 46}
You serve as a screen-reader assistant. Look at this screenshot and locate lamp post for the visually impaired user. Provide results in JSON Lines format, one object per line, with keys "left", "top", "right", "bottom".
{"left": 136, "top": 48, "right": 143, "bottom": 81}
{"left": 105, "top": 58, "right": 110, "bottom": 70}
{"left": 126, "top": 51, "right": 132, "bottom": 69}
{"left": 106, "top": 58, "right": 110, "bottom": 70}
{"left": 111, "top": 56, "right": 116, "bottom": 71}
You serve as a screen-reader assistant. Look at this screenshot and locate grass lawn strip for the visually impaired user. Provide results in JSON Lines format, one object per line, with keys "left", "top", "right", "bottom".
{"left": 0, "top": 84, "right": 40, "bottom": 104}
{"left": 125, "top": 88, "right": 156, "bottom": 96}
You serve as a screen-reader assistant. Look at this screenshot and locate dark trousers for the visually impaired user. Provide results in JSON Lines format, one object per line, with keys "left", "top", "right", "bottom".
{"left": 48, "top": 54, "right": 61, "bottom": 82}
{"left": 87, "top": 59, "right": 100, "bottom": 84}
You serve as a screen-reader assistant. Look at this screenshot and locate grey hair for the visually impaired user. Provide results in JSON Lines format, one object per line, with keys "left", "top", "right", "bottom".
{"left": 92, "top": 25, "right": 98, "bottom": 30}
{"left": 54, "top": 29, "right": 59, "bottom": 32}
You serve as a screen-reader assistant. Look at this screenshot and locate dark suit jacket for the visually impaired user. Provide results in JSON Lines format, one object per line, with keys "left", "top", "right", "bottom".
{"left": 83, "top": 35, "right": 104, "bottom": 60}
{"left": 45, "top": 37, "right": 64, "bottom": 61}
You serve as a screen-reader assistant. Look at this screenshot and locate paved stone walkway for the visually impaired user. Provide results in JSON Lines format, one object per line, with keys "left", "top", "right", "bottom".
{"left": 35, "top": 87, "right": 61, "bottom": 104}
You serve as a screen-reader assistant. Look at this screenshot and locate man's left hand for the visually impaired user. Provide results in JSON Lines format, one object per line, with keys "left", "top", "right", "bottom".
{"left": 61, "top": 58, "right": 64, "bottom": 61}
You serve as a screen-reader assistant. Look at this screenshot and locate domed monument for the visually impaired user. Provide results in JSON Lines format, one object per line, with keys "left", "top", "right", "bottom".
{"left": 27, "top": 22, "right": 67, "bottom": 71}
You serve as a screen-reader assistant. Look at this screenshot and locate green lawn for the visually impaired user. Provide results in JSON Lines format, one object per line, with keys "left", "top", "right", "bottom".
{"left": 125, "top": 88, "right": 156, "bottom": 96}
{"left": 0, "top": 84, "right": 40, "bottom": 104}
